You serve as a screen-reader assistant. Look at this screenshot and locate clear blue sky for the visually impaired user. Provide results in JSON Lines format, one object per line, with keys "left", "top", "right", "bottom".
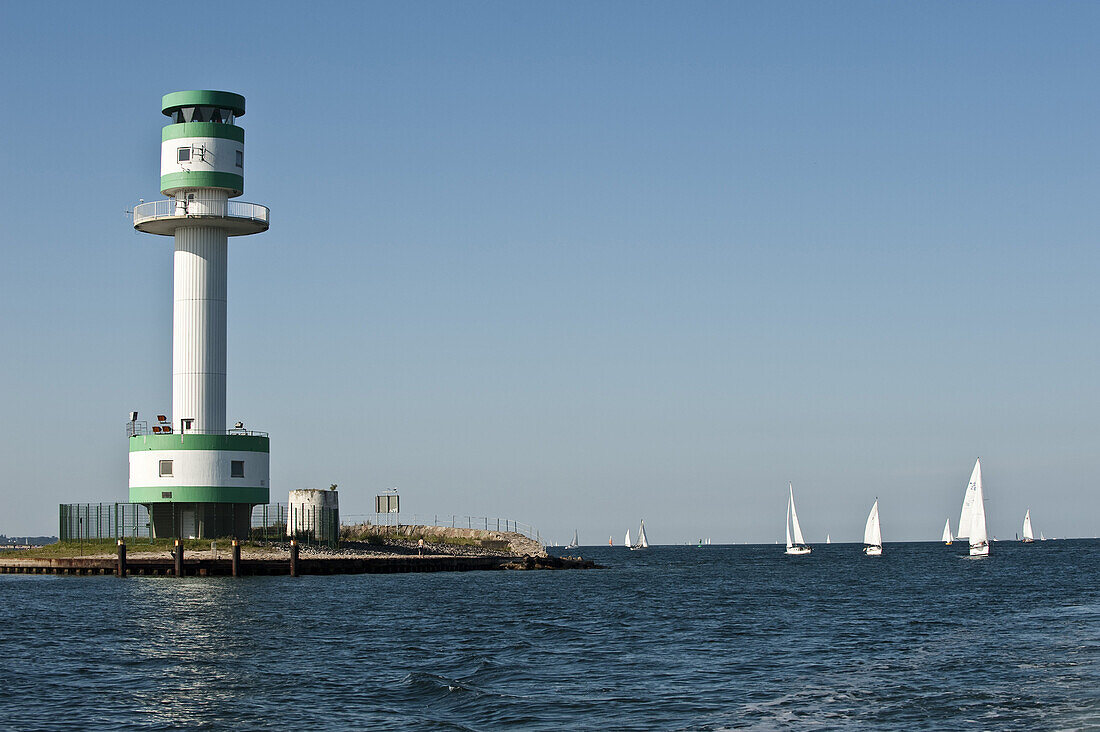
{"left": 1, "top": 1, "right": 1098, "bottom": 542}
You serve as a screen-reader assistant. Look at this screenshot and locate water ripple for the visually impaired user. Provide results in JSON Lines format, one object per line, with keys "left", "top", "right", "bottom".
{"left": 1, "top": 541, "right": 1098, "bottom": 730}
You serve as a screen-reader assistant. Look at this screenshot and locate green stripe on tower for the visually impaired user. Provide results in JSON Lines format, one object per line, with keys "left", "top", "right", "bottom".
{"left": 162, "top": 122, "right": 244, "bottom": 142}
{"left": 129, "top": 434, "right": 270, "bottom": 453}
{"left": 160, "top": 171, "right": 244, "bottom": 196}
{"left": 130, "top": 485, "right": 270, "bottom": 504}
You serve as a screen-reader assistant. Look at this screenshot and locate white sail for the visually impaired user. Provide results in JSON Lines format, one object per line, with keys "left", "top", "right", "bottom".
{"left": 624, "top": 530, "right": 631, "bottom": 547}
{"left": 637, "top": 520, "right": 649, "bottom": 548}
{"left": 863, "top": 499, "right": 882, "bottom": 547}
{"left": 942, "top": 519, "right": 953, "bottom": 543}
{"left": 1022, "top": 509, "right": 1034, "bottom": 541}
{"left": 957, "top": 458, "right": 982, "bottom": 539}
{"left": 789, "top": 484, "right": 806, "bottom": 546}
{"left": 785, "top": 489, "right": 793, "bottom": 549}
{"left": 826, "top": 534, "right": 831, "bottom": 544}
{"left": 969, "top": 476, "right": 988, "bottom": 547}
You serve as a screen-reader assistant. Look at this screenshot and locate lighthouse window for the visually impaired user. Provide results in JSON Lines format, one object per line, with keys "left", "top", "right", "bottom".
{"left": 231, "top": 460, "right": 245, "bottom": 478}
{"left": 235, "top": 150, "right": 243, "bottom": 168}
{"left": 177, "top": 147, "right": 191, "bottom": 163}
{"left": 159, "top": 460, "right": 173, "bottom": 477}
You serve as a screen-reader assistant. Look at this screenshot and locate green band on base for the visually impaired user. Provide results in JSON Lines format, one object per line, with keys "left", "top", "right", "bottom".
{"left": 129, "top": 434, "right": 270, "bottom": 453}
{"left": 130, "top": 485, "right": 269, "bottom": 504}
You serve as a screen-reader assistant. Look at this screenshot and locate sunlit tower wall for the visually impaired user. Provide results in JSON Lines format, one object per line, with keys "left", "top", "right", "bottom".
{"left": 129, "top": 90, "right": 271, "bottom": 539}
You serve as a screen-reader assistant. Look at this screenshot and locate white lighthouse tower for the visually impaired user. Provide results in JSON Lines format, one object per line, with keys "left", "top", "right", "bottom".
{"left": 129, "top": 90, "right": 270, "bottom": 539}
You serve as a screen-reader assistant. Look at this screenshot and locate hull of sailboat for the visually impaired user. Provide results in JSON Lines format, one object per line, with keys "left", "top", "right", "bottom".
{"left": 785, "top": 546, "right": 812, "bottom": 555}
{"left": 1021, "top": 538, "right": 1034, "bottom": 544}
{"left": 969, "top": 542, "right": 990, "bottom": 557}
{"left": 863, "top": 545, "right": 882, "bottom": 556}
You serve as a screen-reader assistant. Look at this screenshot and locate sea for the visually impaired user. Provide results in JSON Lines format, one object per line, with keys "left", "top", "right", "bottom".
{"left": 1, "top": 540, "right": 1097, "bottom": 731}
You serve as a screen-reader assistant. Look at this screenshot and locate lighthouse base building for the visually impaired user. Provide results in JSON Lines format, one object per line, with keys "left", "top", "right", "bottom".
{"left": 129, "top": 90, "right": 271, "bottom": 539}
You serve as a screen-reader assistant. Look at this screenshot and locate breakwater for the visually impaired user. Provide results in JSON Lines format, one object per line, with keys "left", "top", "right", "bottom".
{"left": 0, "top": 552, "right": 594, "bottom": 577}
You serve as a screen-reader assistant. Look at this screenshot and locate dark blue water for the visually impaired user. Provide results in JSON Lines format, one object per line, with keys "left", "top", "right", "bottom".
{"left": 1, "top": 541, "right": 1098, "bottom": 730}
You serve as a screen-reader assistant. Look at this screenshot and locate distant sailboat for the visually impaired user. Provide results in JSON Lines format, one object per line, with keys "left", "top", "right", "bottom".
{"left": 959, "top": 458, "right": 989, "bottom": 557}
{"left": 1022, "top": 509, "right": 1034, "bottom": 543}
{"left": 630, "top": 520, "right": 649, "bottom": 550}
{"left": 826, "top": 534, "right": 831, "bottom": 544}
{"left": 957, "top": 459, "right": 981, "bottom": 541}
{"left": 608, "top": 535, "right": 613, "bottom": 547}
{"left": 863, "top": 499, "right": 883, "bottom": 556}
{"left": 1040, "top": 531, "right": 1046, "bottom": 541}
{"left": 566, "top": 529, "right": 579, "bottom": 549}
{"left": 942, "top": 518, "right": 953, "bottom": 545}
{"left": 624, "top": 529, "right": 631, "bottom": 548}
{"left": 785, "top": 483, "right": 811, "bottom": 555}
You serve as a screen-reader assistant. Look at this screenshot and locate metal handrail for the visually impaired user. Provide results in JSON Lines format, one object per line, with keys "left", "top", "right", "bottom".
{"left": 125, "top": 423, "right": 268, "bottom": 437}
{"left": 133, "top": 198, "right": 269, "bottom": 226}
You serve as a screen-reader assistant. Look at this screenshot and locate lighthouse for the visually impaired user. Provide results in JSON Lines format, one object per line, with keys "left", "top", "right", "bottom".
{"left": 129, "top": 90, "right": 270, "bottom": 539}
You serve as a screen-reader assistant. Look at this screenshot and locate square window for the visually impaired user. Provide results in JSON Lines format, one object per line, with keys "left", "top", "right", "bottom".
{"left": 231, "top": 460, "right": 245, "bottom": 478}
{"left": 235, "top": 150, "right": 243, "bottom": 168}
{"left": 159, "top": 459, "right": 173, "bottom": 477}
{"left": 177, "top": 147, "right": 191, "bottom": 163}
{"left": 161, "top": 491, "right": 172, "bottom": 499}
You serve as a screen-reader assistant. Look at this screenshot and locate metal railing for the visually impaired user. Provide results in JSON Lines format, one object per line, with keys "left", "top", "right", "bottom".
{"left": 126, "top": 422, "right": 268, "bottom": 437}
{"left": 133, "top": 198, "right": 269, "bottom": 227}
{"left": 343, "top": 513, "right": 541, "bottom": 543}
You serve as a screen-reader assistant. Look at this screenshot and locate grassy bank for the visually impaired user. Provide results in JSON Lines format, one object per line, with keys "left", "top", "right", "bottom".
{"left": 342, "top": 524, "right": 543, "bottom": 555}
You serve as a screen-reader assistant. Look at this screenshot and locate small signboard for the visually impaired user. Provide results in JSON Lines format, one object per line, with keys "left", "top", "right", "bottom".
{"left": 375, "top": 494, "right": 400, "bottom": 514}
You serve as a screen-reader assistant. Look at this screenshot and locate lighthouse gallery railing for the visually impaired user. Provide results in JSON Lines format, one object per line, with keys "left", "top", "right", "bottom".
{"left": 133, "top": 199, "right": 269, "bottom": 227}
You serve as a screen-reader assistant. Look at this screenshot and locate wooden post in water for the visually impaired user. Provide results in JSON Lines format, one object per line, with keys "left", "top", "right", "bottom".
{"left": 289, "top": 539, "right": 299, "bottom": 577}
{"left": 174, "top": 539, "right": 184, "bottom": 577}
{"left": 231, "top": 539, "right": 241, "bottom": 577}
{"left": 117, "top": 539, "right": 127, "bottom": 578}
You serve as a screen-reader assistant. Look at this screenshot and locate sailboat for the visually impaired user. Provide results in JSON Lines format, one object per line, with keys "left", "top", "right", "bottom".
{"left": 942, "top": 518, "right": 953, "bottom": 545}
{"left": 624, "top": 529, "right": 631, "bottom": 548}
{"left": 1022, "top": 509, "right": 1034, "bottom": 543}
{"left": 958, "top": 458, "right": 989, "bottom": 557}
{"left": 826, "top": 534, "right": 831, "bottom": 544}
{"left": 785, "top": 483, "right": 811, "bottom": 555}
{"left": 608, "top": 535, "right": 613, "bottom": 547}
{"left": 565, "top": 529, "right": 579, "bottom": 549}
{"left": 630, "top": 520, "right": 649, "bottom": 550}
{"left": 1040, "top": 532, "right": 1046, "bottom": 541}
{"left": 863, "top": 499, "right": 883, "bottom": 556}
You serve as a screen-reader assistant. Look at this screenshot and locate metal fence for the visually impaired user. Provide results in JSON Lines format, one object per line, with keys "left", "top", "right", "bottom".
{"left": 59, "top": 503, "right": 152, "bottom": 541}
{"left": 250, "top": 503, "right": 339, "bottom": 549}
{"left": 59, "top": 502, "right": 336, "bottom": 548}
{"left": 343, "top": 513, "right": 541, "bottom": 543}
{"left": 60, "top": 504, "right": 537, "bottom": 547}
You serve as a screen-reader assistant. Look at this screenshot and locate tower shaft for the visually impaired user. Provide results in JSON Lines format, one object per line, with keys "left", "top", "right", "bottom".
{"left": 172, "top": 220, "right": 228, "bottom": 434}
